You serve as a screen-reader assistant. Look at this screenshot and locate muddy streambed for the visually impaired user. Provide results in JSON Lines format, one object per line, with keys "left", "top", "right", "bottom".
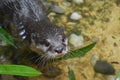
{"left": 1, "top": 0, "right": 120, "bottom": 80}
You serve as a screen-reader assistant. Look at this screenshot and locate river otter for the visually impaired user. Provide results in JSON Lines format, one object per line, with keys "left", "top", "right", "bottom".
{"left": 0, "top": 0, "right": 68, "bottom": 60}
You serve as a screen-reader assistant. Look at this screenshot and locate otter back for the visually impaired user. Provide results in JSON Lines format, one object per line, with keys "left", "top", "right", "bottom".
{"left": 1, "top": 0, "right": 46, "bottom": 40}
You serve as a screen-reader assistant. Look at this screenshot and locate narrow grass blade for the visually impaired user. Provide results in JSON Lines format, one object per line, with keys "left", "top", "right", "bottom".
{"left": 63, "top": 42, "right": 96, "bottom": 59}
{"left": 68, "top": 67, "right": 76, "bottom": 80}
{"left": 116, "top": 70, "right": 120, "bottom": 80}
{"left": 0, "top": 27, "right": 15, "bottom": 47}
{"left": 0, "top": 65, "right": 41, "bottom": 76}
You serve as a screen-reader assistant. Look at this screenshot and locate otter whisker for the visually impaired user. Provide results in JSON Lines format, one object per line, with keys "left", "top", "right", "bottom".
{"left": 39, "top": 56, "right": 47, "bottom": 67}
{"left": 30, "top": 55, "right": 40, "bottom": 64}
{"left": 34, "top": 56, "right": 42, "bottom": 64}
{"left": 37, "top": 54, "right": 49, "bottom": 67}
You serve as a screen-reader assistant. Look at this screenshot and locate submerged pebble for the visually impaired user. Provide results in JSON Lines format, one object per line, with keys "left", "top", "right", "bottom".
{"left": 67, "top": 22, "right": 76, "bottom": 25}
{"left": 0, "top": 40, "right": 7, "bottom": 46}
{"left": 42, "top": 66, "right": 61, "bottom": 77}
{"left": 66, "top": 22, "right": 76, "bottom": 29}
{"left": 91, "top": 54, "right": 100, "bottom": 66}
{"left": 73, "top": 0, "right": 84, "bottom": 4}
{"left": 70, "top": 12, "right": 82, "bottom": 20}
{"left": 91, "top": 54, "right": 115, "bottom": 75}
{"left": 94, "top": 61, "right": 115, "bottom": 75}
{"left": 92, "top": 37, "right": 99, "bottom": 42}
{"left": 0, "top": 55, "right": 6, "bottom": 62}
{"left": 69, "top": 33, "right": 84, "bottom": 47}
{"left": 62, "top": 1, "right": 71, "bottom": 7}
{"left": 52, "top": 4, "right": 65, "bottom": 14}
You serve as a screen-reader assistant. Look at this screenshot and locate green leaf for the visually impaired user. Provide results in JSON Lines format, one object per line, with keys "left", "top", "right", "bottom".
{"left": 0, "top": 27, "right": 15, "bottom": 47}
{"left": 116, "top": 70, "right": 120, "bottom": 79}
{"left": 63, "top": 42, "right": 96, "bottom": 59}
{"left": 0, "top": 65, "right": 41, "bottom": 76}
{"left": 68, "top": 67, "right": 76, "bottom": 80}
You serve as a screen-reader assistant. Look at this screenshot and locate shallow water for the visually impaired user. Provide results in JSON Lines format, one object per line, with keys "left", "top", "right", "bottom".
{"left": 36, "top": 0, "right": 120, "bottom": 80}
{"left": 0, "top": 0, "right": 120, "bottom": 80}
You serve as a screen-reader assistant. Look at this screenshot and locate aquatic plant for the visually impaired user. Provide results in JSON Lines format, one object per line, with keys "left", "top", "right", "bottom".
{"left": 62, "top": 42, "right": 96, "bottom": 59}
{"left": 0, "top": 27, "right": 96, "bottom": 77}
{"left": 0, "top": 65, "right": 41, "bottom": 76}
{"left": 116, "top": 70, "right": 120, "bottom": 80}
{"left": 68, "top": 67, "right": 76, "bottom": 80}
{"left": 0, "top": 27, "right": 16, "bottom": 47}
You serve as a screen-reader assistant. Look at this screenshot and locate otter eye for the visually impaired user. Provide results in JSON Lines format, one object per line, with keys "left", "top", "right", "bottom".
{"left": 62, "top": 38, "right": 66, "bottom": 42}
{"left": 62, "top": 38, "right": 65, "bottom": 42}
{"left": 44, "top": 41, "right": 50, "bottom": 47}
{"left": 39, "top": 40, "right": 50, "bottom": 47}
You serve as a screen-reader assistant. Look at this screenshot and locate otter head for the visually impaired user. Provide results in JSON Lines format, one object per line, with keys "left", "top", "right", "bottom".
{"left": 30, "top": 24, "right": 68, "bottom": 59}
{"left": 18, "top": 18, "right": 68, "bottom": 59}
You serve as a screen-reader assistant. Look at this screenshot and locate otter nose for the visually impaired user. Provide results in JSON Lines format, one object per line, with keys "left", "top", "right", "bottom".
{"left": 55, "top": 47, "right": 63, "bottom": 53}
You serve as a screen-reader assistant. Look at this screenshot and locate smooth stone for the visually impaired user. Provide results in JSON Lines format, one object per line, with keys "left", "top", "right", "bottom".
{"left": 91, "top": 54, "right": 100, "bottom": 66}
{"left": 73, "top": 0, "right": 84, "bottom": 4}
{"left": 92, "top": 37, "right": 99, "bottom": 42}
{"left": 62, "top": 1, "right": 71, "bottom": 7}
{"left": 0, "top": 40, "right": 7, "bottom": 46}
{"left": 52, "top": 5, "right": 66, "bottom": 14}
{"left": 0, "top": 55, "right": 6, "bottom": 62}
{"left": 67, "top": 22, "right": 76, "bottom": 25}
{"left": 69, "top": 33, "right": 84, "bottom": 47}
{"left": 70, "top": 12, "right": 82, "bottom": 20}
{"left": 94, "top": 61, "right": 115, "bottom": 75}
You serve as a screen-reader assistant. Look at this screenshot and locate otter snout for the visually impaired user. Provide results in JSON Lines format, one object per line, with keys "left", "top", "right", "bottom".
{"left": 55, "top": 47, "right": 63, "bottom": 53}
{"left": 53, "top": 43, "right": 68, "bottom": 58}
